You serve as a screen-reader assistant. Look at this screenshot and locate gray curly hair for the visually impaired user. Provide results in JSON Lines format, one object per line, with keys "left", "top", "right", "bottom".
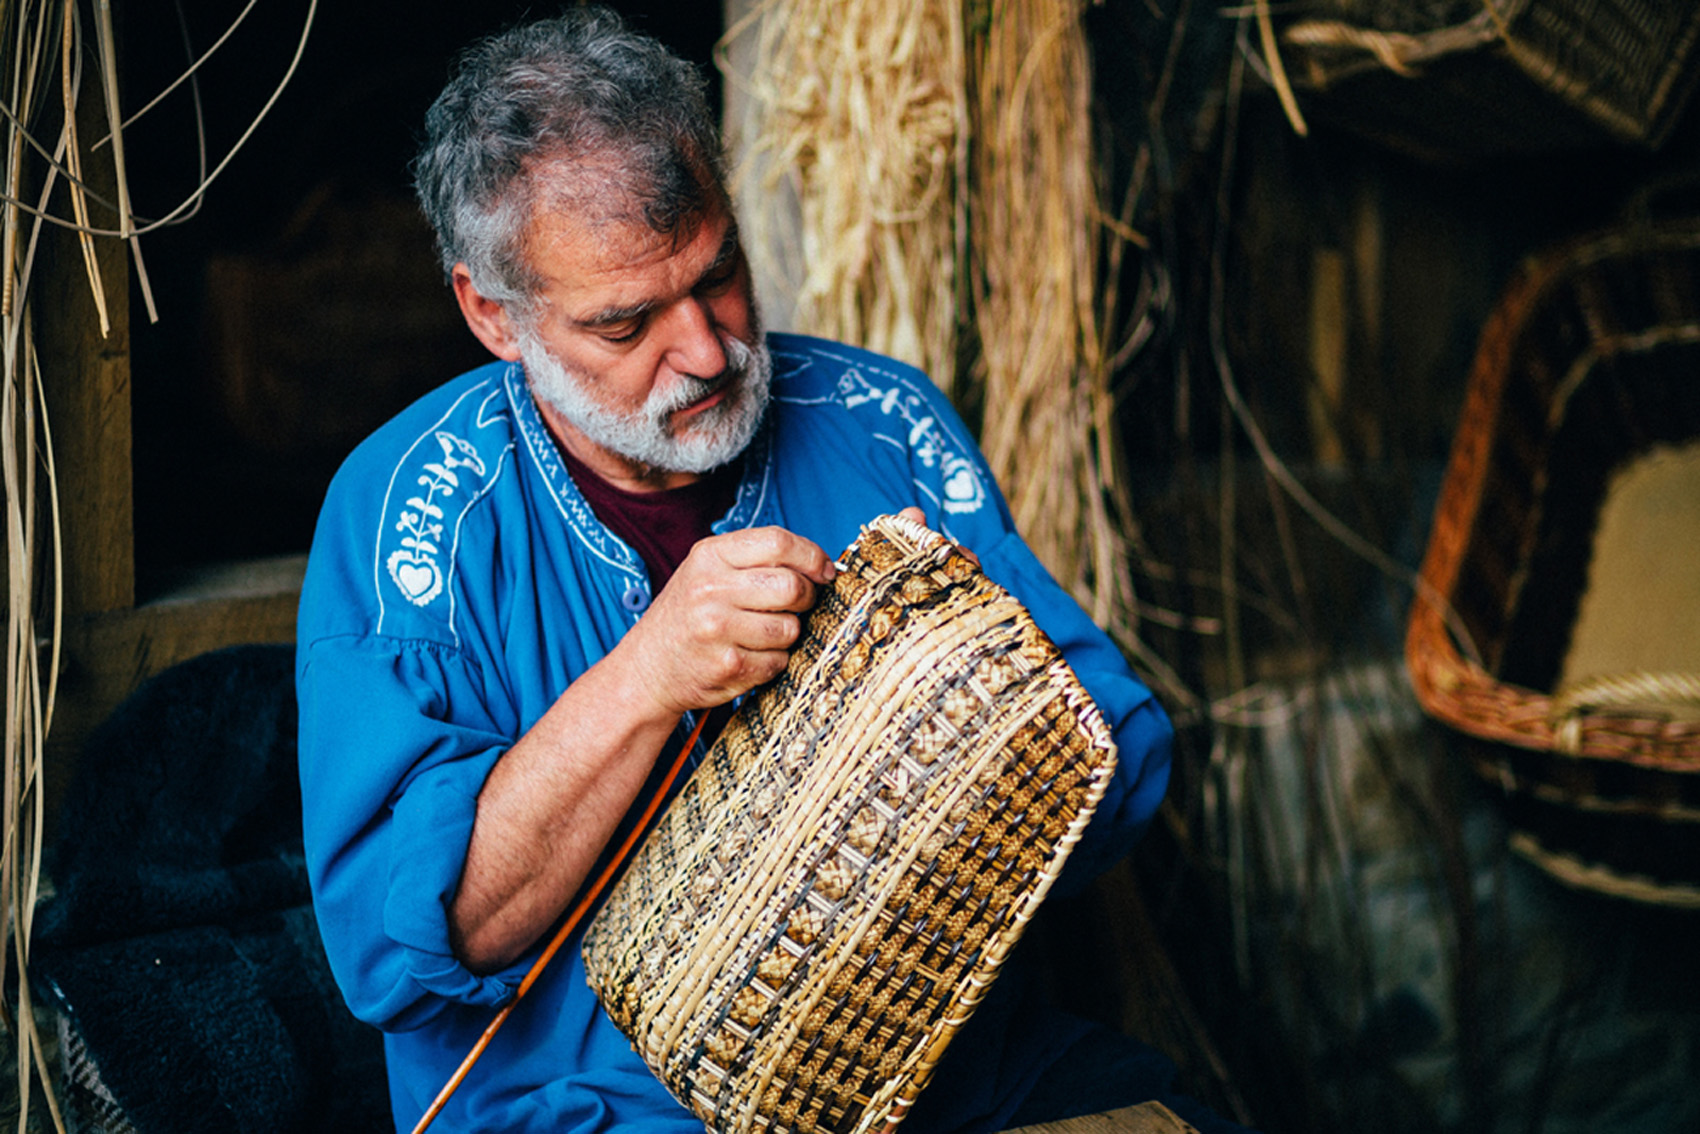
{"left": 413, "top": 7, "right": 725, "bottom": 310}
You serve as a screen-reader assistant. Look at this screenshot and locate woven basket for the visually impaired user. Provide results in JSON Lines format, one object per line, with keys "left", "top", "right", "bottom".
{"left": 1405, "top": 218, "right": 1700, "bottom": 906}
{"left": 1280, "top": 0, "right": 1700, "bottom": 155}
{"left": 582, "top": 514, "right": 1118, "bottom": 1134}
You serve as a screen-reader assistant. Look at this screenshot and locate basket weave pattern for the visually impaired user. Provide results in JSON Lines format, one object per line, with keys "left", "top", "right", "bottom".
{"left": 582, "top": 516, "right": 1117, "bottom": 1134}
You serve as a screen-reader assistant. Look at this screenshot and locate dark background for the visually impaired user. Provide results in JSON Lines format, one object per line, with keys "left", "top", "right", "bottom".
{"left": 123, "top": 0, "right": 724, "bottom": 592}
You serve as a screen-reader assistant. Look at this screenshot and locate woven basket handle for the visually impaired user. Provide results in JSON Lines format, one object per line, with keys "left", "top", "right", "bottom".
{"left": 1549, "top": 671, "right": 1700, "bottom": 753}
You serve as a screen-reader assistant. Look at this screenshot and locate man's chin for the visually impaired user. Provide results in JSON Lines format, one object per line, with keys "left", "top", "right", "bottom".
{"left": 658, "top": 422, "right": 755, "bottom": 473}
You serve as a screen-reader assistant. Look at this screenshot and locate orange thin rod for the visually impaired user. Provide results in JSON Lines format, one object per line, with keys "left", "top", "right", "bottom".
{"left": 411, "top": 711, "right": 711, "bottom": 1134}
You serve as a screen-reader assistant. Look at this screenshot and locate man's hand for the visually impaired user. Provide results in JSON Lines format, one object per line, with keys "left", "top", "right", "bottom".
{"left": 448, "top": 524, "right": 833, "bottom": 972}
{"left": 621, "top": 526, "right": 837, "bottom": 718}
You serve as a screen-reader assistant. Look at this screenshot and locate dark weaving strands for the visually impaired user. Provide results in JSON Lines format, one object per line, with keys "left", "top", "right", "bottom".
{"left": 582, "top": 513, "right": 1119, "bottom": 1134}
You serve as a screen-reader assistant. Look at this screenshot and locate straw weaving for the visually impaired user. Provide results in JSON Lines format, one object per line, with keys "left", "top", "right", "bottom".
{"left": 582, "top": 513, "right": 1119, "bottom": 1134}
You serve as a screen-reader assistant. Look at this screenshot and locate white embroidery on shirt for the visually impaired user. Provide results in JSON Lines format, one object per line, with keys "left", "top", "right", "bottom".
{"left": 836, "top": 368, "right": 987, "bottom": 514}
{"left": 386, "top": 431, "right": 488, "bottom": 607}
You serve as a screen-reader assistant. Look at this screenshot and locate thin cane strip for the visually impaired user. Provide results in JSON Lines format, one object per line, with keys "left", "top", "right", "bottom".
{"left": 6, "top": 6, "right": 98, "bottom": 1130}
{"left": 59, "top": 2, "right": 108, "bottom": 336}
{"left": 1, "top": 0, "right": 47, "bottom": 320}
{"left": 90, "top": 0, "right": 156, "bottom": 321}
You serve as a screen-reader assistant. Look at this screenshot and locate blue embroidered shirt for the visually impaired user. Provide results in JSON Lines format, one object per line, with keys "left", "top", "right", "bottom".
{"left": 296, "top": 333, "right": 1173, "bottom": 1133}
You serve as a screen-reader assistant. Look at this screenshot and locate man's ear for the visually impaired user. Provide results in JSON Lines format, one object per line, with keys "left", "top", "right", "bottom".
{"left": 452, "top": 264, "right": 526, "bottom": 362}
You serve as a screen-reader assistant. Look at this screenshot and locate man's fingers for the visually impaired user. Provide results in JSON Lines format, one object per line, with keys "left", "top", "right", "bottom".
{"left": 697, "top": 635, "right": 794, "bottom": 700}
{"left": 675, "top": 565, "right": 816, "bottom": 618}
{"left": 728, "top": 609, "right": 802, "bottom": 653}
{"left": 712, "top": 526, "right": 836, "bottom": 583}
{"left": 746, "top": 567, "right": 817, "bottom": 613}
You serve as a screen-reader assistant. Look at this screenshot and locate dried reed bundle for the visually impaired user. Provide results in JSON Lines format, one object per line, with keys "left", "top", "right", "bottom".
{"left": 724, "top": 0, "right": 1151, "bottom": 642}
{"left": 1, "top": 4, "right": 69, "bottom": 1126}
{"left": 723, "top": 0, "right": 967, "bottom": 394}
{"left": 0, "top": 3, "right": 317, "bottom": 1126}
{"left": 968, "top": 0, "right": 1141, "bottom": 630}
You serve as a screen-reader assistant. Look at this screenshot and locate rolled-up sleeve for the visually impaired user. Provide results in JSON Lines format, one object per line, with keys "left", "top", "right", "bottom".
{"left": 298, "top": 634, "right": 530, "bottom": 1031}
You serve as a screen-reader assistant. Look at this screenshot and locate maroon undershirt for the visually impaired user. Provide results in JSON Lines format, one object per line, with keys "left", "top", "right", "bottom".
{"left": 559, "top": 443, "right": 743, "bottom": 746}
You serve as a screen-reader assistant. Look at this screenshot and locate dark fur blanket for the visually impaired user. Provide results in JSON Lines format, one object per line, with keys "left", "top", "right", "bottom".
{"left": 33, "top": 645, "right": 388, "bottom": 1133}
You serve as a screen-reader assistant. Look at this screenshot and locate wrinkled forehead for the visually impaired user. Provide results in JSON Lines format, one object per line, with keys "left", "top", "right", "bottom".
{"left": 523, "top": 148, "right": 724, "bottom": 241}
{"left": 516, "top": 181, "right": 739, "bottom": 310}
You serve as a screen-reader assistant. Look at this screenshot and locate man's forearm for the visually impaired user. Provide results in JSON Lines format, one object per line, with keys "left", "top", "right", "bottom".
{"left": 447, "top": 649, "right": 680, "bottom": 974}
{"left": 447, "top": 525, "right": 836, "bottom": 973}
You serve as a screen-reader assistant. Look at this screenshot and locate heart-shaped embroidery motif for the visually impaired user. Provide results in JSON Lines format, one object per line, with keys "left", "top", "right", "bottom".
{"left": 943, "top": 467, "right": 982, "bottom": 511}
{"left": 388, "top": 552, "right": 443, "bottom": 606}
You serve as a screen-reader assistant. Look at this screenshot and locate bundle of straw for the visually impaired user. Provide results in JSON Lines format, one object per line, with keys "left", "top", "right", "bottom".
{"left": 724, "top": 0, "right": 968, "bottom": 395}
{"left": 724, "top": 0, "right": 1144, "bottom": 631}
{"left": 1, "top": 3, "right": 318, "bottom": 1127}
{"left": 967, "top": 0, "right": 1141, "bottom": 630}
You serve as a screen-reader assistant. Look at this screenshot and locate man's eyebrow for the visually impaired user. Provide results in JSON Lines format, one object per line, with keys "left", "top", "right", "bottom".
{"left": 576, "top": 299, "right": 656, "bottom": 329}
{"left": 570, "top": 221, "right": 741, "bottom": 329}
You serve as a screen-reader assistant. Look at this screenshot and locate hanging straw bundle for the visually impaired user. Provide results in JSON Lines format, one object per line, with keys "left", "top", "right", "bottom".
{"left": 725, "top": 0, "right": 1147, "bottom": 637}
{"left": 968, "top": 0, "right": 1142, "bottom": 630}
{"left": 2, "top": 4, "right": 78, "bottom": 1128}
{"left": 0, "top": 3, "right": 318, "bottom": 1126}
{"left": 724, "top": 0, "right": 968, "bottom": 395}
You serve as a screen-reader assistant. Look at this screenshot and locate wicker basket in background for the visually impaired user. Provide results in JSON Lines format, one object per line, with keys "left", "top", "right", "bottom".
{"left": 583, "top": 515, "right": 1119, "bottom": 1134}
{"left": 1406, "top": 218, "right": 1700, "bottom": 906}
{"left": 1279, "top": 0, "right": 1700, "bottom": 157}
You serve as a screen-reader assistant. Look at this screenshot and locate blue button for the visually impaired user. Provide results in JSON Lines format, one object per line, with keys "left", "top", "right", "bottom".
{"left": 621, "top": 585, "right": 649, "bottom": 613}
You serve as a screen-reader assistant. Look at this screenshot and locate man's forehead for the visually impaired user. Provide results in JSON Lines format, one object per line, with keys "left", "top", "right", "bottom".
{"left": 531, "top": 201, "right": 732, "bottom": 270}
{"left": 526, "top": 149, "right": 727, "bottom": 240}
{"left": 522, "top": 200, "right": 739, "bottom": 323}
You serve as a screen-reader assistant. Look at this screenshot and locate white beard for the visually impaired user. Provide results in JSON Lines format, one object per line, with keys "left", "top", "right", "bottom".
{"left": 519, "top": 328, "right": 771, "bottom": 475}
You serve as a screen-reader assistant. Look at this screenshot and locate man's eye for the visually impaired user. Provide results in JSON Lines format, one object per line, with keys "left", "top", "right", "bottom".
{"left": 600, "top": 323, "right": 643, "bottom": 344}
{"left": 698, "top": 264, "right": 738, "bottom": 294}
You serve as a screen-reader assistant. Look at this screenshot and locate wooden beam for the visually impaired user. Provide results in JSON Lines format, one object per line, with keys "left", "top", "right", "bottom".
{"left": 34, "top": 71, "right": 134, "bottom": 616}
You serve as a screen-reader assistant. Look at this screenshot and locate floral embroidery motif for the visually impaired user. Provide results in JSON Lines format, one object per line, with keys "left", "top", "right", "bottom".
{"left": 836, "top": 368, "right": 986, "bottom": 514}
{"left": 386, "top": 431, "right": 488, "bottom": 607}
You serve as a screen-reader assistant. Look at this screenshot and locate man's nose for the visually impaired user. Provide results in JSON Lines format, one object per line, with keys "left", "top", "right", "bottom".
{"left": 662, "top": 296, "right": 728, "bottom": 378}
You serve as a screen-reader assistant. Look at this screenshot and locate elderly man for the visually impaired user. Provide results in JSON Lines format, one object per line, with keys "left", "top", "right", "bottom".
{"left": 297, "top": 8, "right": 1208, "bottom": 1133}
